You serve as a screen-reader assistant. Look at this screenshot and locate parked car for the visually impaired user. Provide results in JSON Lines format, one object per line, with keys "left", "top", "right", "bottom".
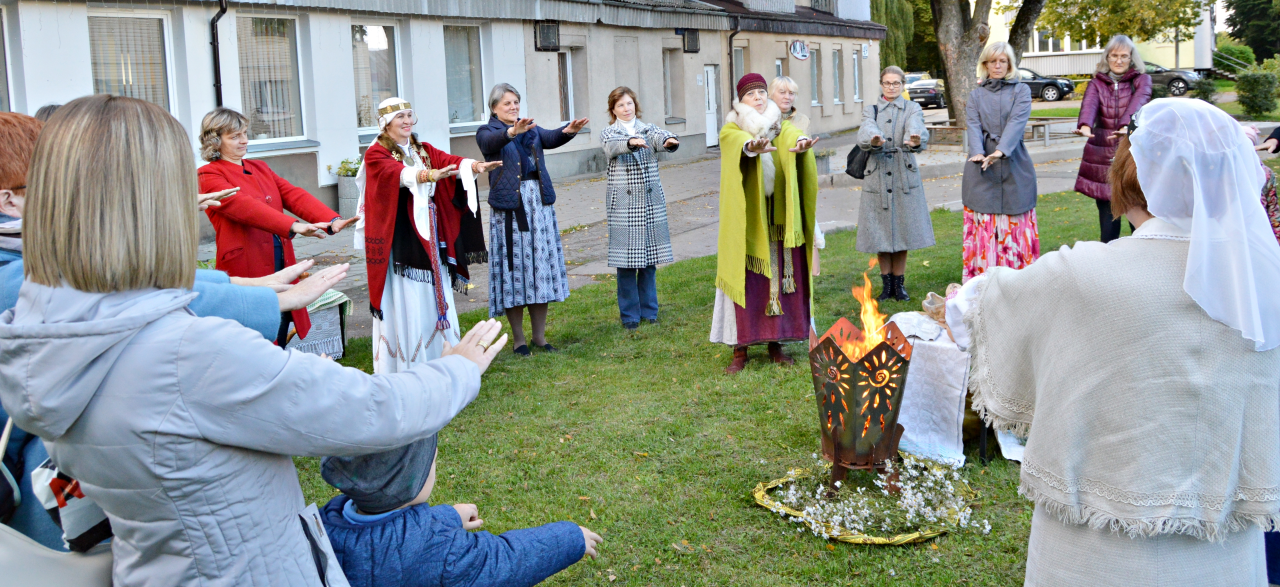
{"left": 908, "top": 78, "right": 947, "bottom": 109}
{"left": 902, "top": 72, "right": 930, "bottom": 101}
{"left": 1145, "top": 64, "right": 1200, "bottom": 96}
{"left": 1016, "top": 68, "right": 1075, "bottom": 101}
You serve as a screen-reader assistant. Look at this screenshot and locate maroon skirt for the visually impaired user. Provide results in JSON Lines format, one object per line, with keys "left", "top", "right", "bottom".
{"left": 734, "top": 244, "right": 811, "bottom": 346}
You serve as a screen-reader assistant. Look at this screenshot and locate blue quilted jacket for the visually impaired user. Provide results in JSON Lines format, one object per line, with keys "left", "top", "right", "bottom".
{"left": 321, "top": 495, "right": 585, "bottom": 587}
{"left": 476, "top": 116, "right": 577, "bottom": 210}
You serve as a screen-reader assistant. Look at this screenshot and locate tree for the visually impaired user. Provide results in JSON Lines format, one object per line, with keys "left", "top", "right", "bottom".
{"left": 1038, "top": 0, "right": 1208, "bottom": 48}
{"left": 872, "top": 0, "right": 916, "bottom": 69}
{"left": 1225, "top": 0, "right": 1280, "bottom": 61}
{"left": 905, "top": 0, "right": 946, "bottom": 75}
{"left": 1001, "top": 0, "right": 1050, "bottom": 63}
{"left": 928, "top": 0, "right": 994, "bottom": 126}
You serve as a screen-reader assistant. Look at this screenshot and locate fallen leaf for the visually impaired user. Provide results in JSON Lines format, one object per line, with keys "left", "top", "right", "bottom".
{"left": 922, "top": 260, "right": 931, "bottom": 267}
{"left": 930, "top": 543, "right": 939, "bottom": 550}
{"left": 579, "top": 496, "right": 591, "bottom": 501}
{"left": 655, "top": 557, "right": 662, "bottom": 564}
{"left": 590, "top": 508, "right": 598, "bottom": 520}
{"left": 826, "top": 544, "right": 835, "bottom": 551}
{"left": 681, "top": 539, "right": 689, "bottom": 546}
{"left": 633, "top": 452, "right": 649, "bottom": 457}
{"left": 609, "top": 576, "right": 617, "bottom": 582}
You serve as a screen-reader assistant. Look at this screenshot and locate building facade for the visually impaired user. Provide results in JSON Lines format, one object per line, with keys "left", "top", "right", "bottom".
{"left": 0, "top": 0, "right": 884, "bottom": 217}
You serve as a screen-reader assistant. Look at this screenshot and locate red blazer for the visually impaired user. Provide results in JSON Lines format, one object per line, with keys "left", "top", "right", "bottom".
{"left": 198, "top": 158, "right": 341, "bottom": 339}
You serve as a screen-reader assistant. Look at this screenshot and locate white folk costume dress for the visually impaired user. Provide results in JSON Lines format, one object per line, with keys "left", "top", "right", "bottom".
{"left": 947, "top": 99, "right": 1280, "bottom": 586}
{"left": 354, "top": 99, "right": 479, "bottom": 374}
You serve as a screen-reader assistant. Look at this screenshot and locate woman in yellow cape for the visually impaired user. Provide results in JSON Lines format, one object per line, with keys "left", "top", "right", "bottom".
{"left": 710, "top": 73, "right": 820, "bottom": 374}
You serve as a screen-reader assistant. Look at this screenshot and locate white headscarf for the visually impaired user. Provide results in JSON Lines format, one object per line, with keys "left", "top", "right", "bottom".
{"left": 1128, "top": 98, "right": 1280, "bottom": 351}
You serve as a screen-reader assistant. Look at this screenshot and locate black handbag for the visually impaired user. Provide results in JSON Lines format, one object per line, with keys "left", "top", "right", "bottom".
{"left": 845, "top": 105, "right": 878, "bottom": 179}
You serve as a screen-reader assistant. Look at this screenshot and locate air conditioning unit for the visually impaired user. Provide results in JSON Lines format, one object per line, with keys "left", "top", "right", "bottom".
{"left": 676, "top": 29, "right": 700, "bottom": 53}
{"left": 535, "top": 21, "right": 560, "bottom": 52}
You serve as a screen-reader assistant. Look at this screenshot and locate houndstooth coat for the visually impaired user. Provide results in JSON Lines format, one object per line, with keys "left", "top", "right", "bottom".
{"left": 601, "top": 120, "right": 677, "bottom": 268}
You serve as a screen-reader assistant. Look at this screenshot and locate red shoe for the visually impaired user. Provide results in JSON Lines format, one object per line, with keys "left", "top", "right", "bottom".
{"left": 768, "top": 342, "right": 794, "bottom": 365}
{"left": 725, "top": 347, "right": 749, "bottom": 374}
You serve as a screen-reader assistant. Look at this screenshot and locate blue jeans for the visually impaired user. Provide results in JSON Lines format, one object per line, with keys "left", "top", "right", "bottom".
{"left": 616, "top": 266, "right": 658, "bottom": 324}
{"left": 2, "top": 403, "right": 65, "bottom": 550}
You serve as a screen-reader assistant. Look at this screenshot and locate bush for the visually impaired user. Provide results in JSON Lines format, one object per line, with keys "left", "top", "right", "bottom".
{"left": 327, "top": 156, "right": 362, "bottom": 178}
{"left": 1215, "top": 44, "right": 1257, "bottom": 74}
{"left": 1258, "top": 58, "right": 1280, "bottom": 98}
{"left": 1190, "top": 78, "right": 1218, "bottom": 104}
{"left": 1237, "top": 72, "right": 1279, "bottom": 119}
{"left": 1074, "top": 80, "right": 1089, "bottom": 96}
{"left": 1150, "top": 83, "right": 1170, "bottom": 100}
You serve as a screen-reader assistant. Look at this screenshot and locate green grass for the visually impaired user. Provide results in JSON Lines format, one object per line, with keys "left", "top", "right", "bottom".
{"left": 1218, "top": 99, "right": 1280, "bottom": 122}
{"left": 1215, "top": 80, "right": 1237, "bottom": 92}
{"left": 298, "top": 190, "right": 1109, "bottom": 585}
{"left": 1030, "top": 107, "right": 1080, "bottom": 119}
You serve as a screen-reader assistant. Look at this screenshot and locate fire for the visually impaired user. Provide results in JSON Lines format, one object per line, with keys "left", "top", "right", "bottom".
{"left": 842, "top": 258, "right": 888, "bottom": 360}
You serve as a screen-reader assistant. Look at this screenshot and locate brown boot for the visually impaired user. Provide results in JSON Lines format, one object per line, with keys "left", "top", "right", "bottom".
{"left": 768, "top": 342, "right": 794, "bottom": 365}
{"left": 725, "top": 347, "right": 749, "bottom": 374}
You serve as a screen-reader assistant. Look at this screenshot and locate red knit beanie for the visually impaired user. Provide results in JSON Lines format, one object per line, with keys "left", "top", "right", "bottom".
{"left": 736, "top": 73, "right": 767, "bottom": 101}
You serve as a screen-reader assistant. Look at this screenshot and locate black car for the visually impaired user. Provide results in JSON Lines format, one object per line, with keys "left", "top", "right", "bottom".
{"left": 907, "top": 78, "right": 947, "bottom": 109}
{"left": 1016, "top": 68, "right": 1074, "bottom": 102}
{"left": 1145, "top": 64, "right": 1201, "bottom": 96}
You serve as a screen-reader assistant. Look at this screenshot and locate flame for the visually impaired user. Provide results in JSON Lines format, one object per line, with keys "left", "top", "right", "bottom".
{"left": 842, "top": 258, "right": 888, "bottom": 360}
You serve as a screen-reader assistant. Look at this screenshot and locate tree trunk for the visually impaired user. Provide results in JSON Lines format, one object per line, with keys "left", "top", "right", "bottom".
{"left": 931, "top": 0, "right": 993, "bottom": 128}
{"left": 1007, "top": 0, "right": 1048, "bottom": 64}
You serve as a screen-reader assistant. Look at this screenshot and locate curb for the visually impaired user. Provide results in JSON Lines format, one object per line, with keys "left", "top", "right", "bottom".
{"left": 821, "top": 143, "right": 1087, "bottom": 188}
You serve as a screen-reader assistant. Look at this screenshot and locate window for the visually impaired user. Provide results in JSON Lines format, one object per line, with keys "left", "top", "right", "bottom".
{"left": 663, "top": 50, "right": 675, "bottom": 117}
{"left": 0, "top": 11, "right": 9, "bottom": 112}
{"left": 352, "top": 25, "right": 398, "bottom": 129}
{"left": 237, "top": 16, "right": 304, "bottom": 140}
{"left": 832, "top": 49, "right": 843, "bottom": 103}
{"left": 558, "top": 51, "right": 574, "bottom": 122}
{"left": 444, "top": 26, "right": 484, "bottom": 125}
{"left": 852, "top": 44, "right": 861, "bottom": 101}
{"left": 810, "top": 49, "right": 821, "bottom": 106}
{"left": 1036, "top": 31, "right": 1062, "bottom": 53}
{"left": 89, "top": 14, "right": 170, "bottom": 111}
{"left": 732, "top": 47, "right": 745, "bottom": 85}
{"left": 775, "top": 58, "right": 783, "bottom": 79}
{"left": 662, "top": 49, "right": 685, "bottom": 121}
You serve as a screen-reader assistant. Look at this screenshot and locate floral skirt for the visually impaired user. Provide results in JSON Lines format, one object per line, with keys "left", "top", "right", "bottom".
{"left": 1262, "top": 165, "right": 1279, "bottom": 246}
{"left": 962, "top": 207, "right": 1040, "bottom": 283}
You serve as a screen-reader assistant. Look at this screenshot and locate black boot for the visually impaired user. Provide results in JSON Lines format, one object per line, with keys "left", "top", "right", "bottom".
{"left": 877, "top": 274, "right": 893, "bottom": 301}
{"left": 894, "top": 274, "right": 911, "bottom": 302}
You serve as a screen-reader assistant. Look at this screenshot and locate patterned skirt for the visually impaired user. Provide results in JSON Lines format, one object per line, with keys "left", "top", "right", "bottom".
{"left": 1262, "top": 165, "right": 1279, "bottom": 245}
{"left": 488, "top": 180, "right": 570, "bottom": 317}
{"left": 962, "top": 207, "right": 1040, "bottom": 283}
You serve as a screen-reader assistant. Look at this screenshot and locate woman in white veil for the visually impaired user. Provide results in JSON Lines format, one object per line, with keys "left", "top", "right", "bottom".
{"left": 948, "top": 98, "right": 1280, "bottom": 585}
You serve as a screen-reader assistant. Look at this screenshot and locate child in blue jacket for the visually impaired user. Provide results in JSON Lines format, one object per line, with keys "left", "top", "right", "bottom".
{"left": 320, "top": 434, "right": 602, "bottom": 587}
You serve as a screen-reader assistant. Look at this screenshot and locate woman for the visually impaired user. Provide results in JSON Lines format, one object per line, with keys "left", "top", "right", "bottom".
{"left": 1073, "top": 35, "right": 1152, "bottom": 242}
{"left": 769, "top": 76, "right": 811, "bottom": 133}
{"left": 948, "top": 98, "right": 1280, "bottom": 585}
{"left": 477, "top": 84, "right": 588, "bottom": 355}
{"left": 855, "top": 65, "right": 933, "bottom": 301}
{"left": 962, "top": 42, "right": 1039, "bottom": 283}
{"left": 198, "top": 107, "right": 358, "bottom": 345}
{"left": 0, "top": 94, "right": 508, "bottom": 586}
{"left": 710, "top": 73, "right": 819, "bottom": 374}
{"left": 599, "top": 87, "right": 678, "bottom": 329}
{"left": 354, "top": 97, "right": 500, "bottom": 373}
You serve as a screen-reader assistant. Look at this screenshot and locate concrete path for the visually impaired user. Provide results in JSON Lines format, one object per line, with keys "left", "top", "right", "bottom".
{"left": 199, "top": 136, "right": 1092, "bottom": 342}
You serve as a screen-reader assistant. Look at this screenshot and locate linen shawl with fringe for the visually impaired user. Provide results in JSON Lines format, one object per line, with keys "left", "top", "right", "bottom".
{"left": 715, "top": 119, "right": 818, "bottom": 307}
{"left": 964, "top": 237, "right": 1280, "bottom": 542}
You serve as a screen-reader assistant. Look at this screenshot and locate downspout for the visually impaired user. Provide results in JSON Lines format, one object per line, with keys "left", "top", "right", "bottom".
{"left": 727, "top": 16, "right": 740, "bottom": 107}
{"left": 210, "top": 0, "right": 229, "bottom": 107}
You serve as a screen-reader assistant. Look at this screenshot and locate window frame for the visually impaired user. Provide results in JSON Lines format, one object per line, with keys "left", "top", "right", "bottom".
{"left": 86, "top": 8, "right": 179, "bottom": 115}
{"left": 236, "top": 13, "right": 309, "bottom": 145}
{"left": 443, "top": 23, "right": 488, "bottom": 131}
{"left": 663, "top": 49, "right": 675, "bottom": 118}
{"left": 0, "top": 6, "right": 13, "bottom": 113}
{"left": 559, "top": 50, "right": 576, "bottom": 123}
{"left": 775, "top": 58, "right": 783, "bottom": 79}
{"left": 810, "top": 47, "right": 821, "bottom": 107}
{"left": 832, "top": 48, "right": 843, "bottom": 104}
{"left": 351, "top": 20, "right": 404, "bottom": 133}
{"left": 732, "top": 47, "right": 745, "bottom": 85}
{"left": 852, "top": 44, "right": 862, "bottom": 102}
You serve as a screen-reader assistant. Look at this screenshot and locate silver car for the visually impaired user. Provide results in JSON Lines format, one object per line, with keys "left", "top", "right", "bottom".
{"left": 1145, "top": 64, "right": 1200, "bottom": 96}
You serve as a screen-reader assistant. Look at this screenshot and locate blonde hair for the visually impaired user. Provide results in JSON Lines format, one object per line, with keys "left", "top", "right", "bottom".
{"left": 199, "top": 107, "right": 249, "bottom": 162}
{"left": 25, "top": 95, "right": 197, "bottom": 291}
{"left": 768, "top": 76, "right": 800, "bottom": 98}
{"left": 978, "top": 42, "right": 1019, "bottom": 80}
{"left": 1097, "top": 35, "right": 1145, "bottom": 74}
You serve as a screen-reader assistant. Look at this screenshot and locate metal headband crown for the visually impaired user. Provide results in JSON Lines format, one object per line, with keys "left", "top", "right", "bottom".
{"left": 378, "top": 102, "right": 412, "bottom": 117}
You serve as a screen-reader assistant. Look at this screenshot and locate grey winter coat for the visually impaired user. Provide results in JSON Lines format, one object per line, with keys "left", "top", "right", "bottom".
{"left": 855, "top": 95, "right": 935, "bottom": 253}
{"left": 0, "top": 282, "right": 481, "bottom": 587}
{"left": 601, "top": 119, "right": 677, "bottom": 268}
{"left": 962, "top": 79, "right": 1038, "bottom": 215}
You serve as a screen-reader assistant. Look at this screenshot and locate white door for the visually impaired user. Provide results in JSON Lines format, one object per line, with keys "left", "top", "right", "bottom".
{"left": 704, "top": 65, "right": 719, "bottom": 147}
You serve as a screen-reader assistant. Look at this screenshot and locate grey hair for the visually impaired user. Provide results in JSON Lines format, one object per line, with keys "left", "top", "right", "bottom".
{"left": 198, "top": 107, "right": 250, "bottom": 162}
{"left": 1097, "top": 35, "right": 1145, "bottom": 74}
{"left": 488, "top": 83, "right": 521, "bottom": 114}
{"left": 978, "top": 42, "right": 1019, "bottom": 80}
{"left": 768, "top": 76, "right": 800, "bottom": 97}
{"left": 880, "top": 66, "right": 906, "bottom": 82}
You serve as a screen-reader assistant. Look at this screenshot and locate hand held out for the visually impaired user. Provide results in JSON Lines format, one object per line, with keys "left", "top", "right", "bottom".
{"left": 452, "top": 504, "right": 483, "bottom": 530}
{"left": 441, "top": 319, "right": 508, "bottom": 375}
{"left": 869, "top": 135, "right": 885, "bottom": 148}
{"left": 580, "top": 527, "right": 603, "bottom": 559}
{"left": 278, "top": 263, "right": 349, "bottom": 312}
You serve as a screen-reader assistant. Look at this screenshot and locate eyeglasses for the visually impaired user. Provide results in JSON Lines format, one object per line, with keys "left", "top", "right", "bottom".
{"left": 881, "top": 81, "right": 903, "bottom": 88}
{"left": 1108, "top": 54, "right": 1132, "bottom": 61}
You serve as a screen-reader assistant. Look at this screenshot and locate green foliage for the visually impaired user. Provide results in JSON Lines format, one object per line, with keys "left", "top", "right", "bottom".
{"left": 1256, "top": 58, "right": 1280, "bottom": 98}
{"left": 1150, "top": 83, "right": 1170, "bottom": 100}
{"left": 904, "top": 0, "right": 944, "bottom": 76}
{"left": 1190, "top": 77, "right": 1218, "bottom": 104}
{"left": 327, "top": 156, "right": 362, "bottom": 178}
{"left": 871, "top": 0, "right": 915, "bottom": 69}
{"left": 1237, "top": 72, "right": 1279, "bottom": 119}
{"left": 1215, "top": 43, "right": 1257, "bottom": 73}
{"left": 1040, "top": 0, "right": 1208, "bottom": 47}
{"left": 1225, "top": 0, "right": 1280, "bottom": 62}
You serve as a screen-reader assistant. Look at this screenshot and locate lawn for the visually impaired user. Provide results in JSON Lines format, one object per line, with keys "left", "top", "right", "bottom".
{"left": 298, "top": 190, "right": 1115, "bottom": 585}
{"left": 1218, "top": 99, "right": 1280, "bottom": 122}
{"left": 1033, "top": 101, "right": 1280, "bottom": 123}
{"left": 1030, "top": 107, "right": 1080, "bottom": 119}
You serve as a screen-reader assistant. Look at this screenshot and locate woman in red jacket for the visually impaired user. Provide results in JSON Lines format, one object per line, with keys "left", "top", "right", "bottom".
{"left": 198, "top": 107, "right": 358, "bottom": 345}
{"left": 1073, "top": 35, "right": 1152, "bottom": 243}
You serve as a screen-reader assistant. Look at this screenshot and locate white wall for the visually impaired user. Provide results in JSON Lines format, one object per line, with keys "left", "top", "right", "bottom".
{"left": 481, "top": 20, "right": 527, "bottom": 126}
{"left": 299, "top": 11, "right": 360, "bottom": 187}
{"left": 8, "top": 1, "right": 93, "bottom": 115}
{"left": 403, "top": 18, "right": 450, "bottom": 150}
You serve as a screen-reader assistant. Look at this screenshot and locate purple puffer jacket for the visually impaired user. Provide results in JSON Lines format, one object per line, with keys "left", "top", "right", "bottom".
{"left": 1074, "top": 70, "right": 1152, "bottom": 200}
